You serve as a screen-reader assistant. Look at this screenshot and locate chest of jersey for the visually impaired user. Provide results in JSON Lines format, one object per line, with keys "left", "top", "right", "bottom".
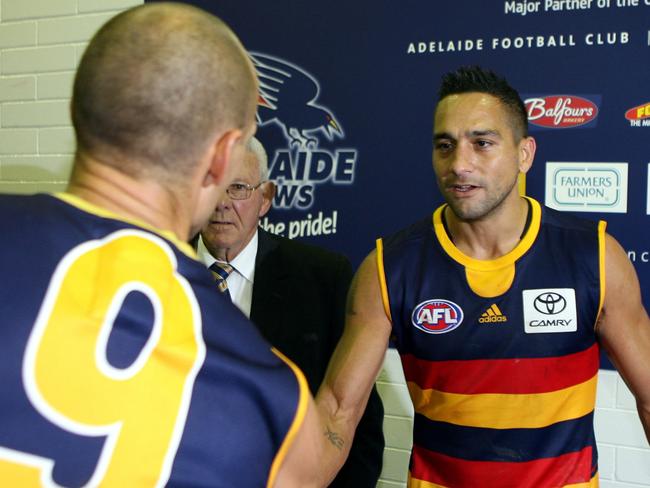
{"left": 383, "top": 207, "right": 601, "bottom": 363}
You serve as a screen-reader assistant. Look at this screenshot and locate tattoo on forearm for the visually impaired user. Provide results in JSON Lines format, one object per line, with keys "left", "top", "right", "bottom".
{"left": 324, "top": 427, "right": 344, "bottom": 450}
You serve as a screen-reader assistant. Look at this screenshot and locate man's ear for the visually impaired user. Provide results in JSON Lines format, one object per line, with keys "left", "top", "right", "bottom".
{"left": 203, "top": 128, "right": 243, "bottom": 187}
{"left": 518, "top": 136, "right": 536, "bottom": 175}
{"left": 258, "top": 181, "right": 275, "bottom": 217}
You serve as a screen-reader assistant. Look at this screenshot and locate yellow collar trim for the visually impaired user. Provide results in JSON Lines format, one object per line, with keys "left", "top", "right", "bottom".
{"left": 433, "top": 196, "right": 541, "bottom": 271}
{"left": 53, "top": 192, "right": 197, "bottom": 259}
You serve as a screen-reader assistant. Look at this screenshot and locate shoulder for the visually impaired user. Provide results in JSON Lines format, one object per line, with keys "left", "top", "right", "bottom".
{"left": 537, "top": 205, "right": 604, "bottom": 262}
{"left": 0, "top": 193, "right": 60, "bottom": 220}
{"left": 540, "top": 204, "right": 601, "bottom": 233}
{"left": 380, "top": 214, "right": 434, "bottom": 255}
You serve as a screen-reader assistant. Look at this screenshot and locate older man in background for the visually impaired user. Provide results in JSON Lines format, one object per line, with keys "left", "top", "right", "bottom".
{"left": 198, "top": 137, "right": 385, "bottom": 487}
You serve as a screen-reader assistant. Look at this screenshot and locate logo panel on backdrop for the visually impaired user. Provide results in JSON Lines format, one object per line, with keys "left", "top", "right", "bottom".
{"left": 251, "top": 52, "right": 358, "bottom": 212}
{"left": 626, "top": 101, "right": 650, "bottom": 127}
{"left": 524, "top": 95, "right": 601, "bottom": 129}
{"left": 545, "top": 162, "right": 628, "bottom": 213}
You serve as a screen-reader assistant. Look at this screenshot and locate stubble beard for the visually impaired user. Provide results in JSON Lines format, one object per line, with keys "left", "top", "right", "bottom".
{"left": 442, "top": 175, "right": 519, "bottom": 223}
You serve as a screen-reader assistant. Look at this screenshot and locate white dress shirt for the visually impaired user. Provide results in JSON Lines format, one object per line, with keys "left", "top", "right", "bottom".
{"left": 197, "top": 230, "right": 258, "bottom": 318}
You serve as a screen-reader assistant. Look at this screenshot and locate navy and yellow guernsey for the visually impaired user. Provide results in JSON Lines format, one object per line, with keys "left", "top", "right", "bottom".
{"left": 0, "top": 193, "right": 309, "bottom": 488}
{"left": 378, "top": 197, "right": 606, "bottom": 488}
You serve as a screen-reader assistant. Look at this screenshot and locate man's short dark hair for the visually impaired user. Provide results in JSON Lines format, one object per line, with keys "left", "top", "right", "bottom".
{"left": 438, "top": 66, "right": 528, "bottom": 140}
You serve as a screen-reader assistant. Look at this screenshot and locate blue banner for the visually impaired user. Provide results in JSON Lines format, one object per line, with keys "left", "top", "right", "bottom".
{"left": 152, "top": 0, "right": 650, "bottom": 367}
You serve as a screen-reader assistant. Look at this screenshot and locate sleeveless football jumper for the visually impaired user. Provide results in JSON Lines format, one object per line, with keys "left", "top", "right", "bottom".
{"left": 0, "top": 193, "right": 308, "bottom": 488}
{"left": 378, "top": 197, "right": 605, "bottom": 488}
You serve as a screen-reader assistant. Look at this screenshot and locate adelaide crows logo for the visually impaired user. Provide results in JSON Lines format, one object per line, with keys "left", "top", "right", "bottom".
{"left": 251, "top": 52, "right": 358, "bottom": 210}
{"left": 252, "top": 52, "right": 343, "bottom": 148}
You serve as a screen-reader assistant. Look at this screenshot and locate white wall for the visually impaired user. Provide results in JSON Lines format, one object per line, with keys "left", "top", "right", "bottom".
{"left": 1, "top": 2, "right": 648, "bottom": 486}
{"left": 0, "top": 0, "right": 141, "bottom": 194}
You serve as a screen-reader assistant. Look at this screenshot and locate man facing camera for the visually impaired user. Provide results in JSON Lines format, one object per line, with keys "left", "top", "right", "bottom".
{"left": 197, "top": 137, "right": 385, "bottom": 487}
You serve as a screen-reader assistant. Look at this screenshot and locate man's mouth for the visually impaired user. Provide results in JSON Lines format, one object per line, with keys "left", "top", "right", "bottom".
{"left": 449, "top": 184, "right": 479, "bottom": 193}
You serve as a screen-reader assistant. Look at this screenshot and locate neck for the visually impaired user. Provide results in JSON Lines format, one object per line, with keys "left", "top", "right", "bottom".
{"left": 67, "top": 153, "right": 193, "bottom": 240}
{"left": 204, "top": 233, "right": 256, "bottom": 264}
{"left": 213, "top": 247, "right": 233, "bottom": 262}
{"left": 445, "top": 195, "right": 530, "bottom": 260}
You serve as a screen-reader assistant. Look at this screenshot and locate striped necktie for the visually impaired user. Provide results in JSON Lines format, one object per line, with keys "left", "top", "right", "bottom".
{"left": 209, "top": 262, "right": 233, "bottom": 300}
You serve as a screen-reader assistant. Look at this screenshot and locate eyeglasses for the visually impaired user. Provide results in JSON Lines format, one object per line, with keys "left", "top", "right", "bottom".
{"left": 225, "top": 181, "right": 266, "bottom": 200}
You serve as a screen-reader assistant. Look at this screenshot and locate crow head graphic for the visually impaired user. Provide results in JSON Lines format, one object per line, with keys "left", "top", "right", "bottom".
{"left": 251, "top": 52, "right": 343, "bottom": 148}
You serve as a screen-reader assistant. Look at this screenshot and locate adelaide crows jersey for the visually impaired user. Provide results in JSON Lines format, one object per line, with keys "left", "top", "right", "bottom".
{"left": 378, "top": 197, "right": 605, "bottom": 488}
{"left": 0, "top": 193, "right": 308, "bottom": 488}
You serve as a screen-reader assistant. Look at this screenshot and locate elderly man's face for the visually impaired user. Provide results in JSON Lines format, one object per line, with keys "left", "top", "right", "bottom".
{"left": 201, "top": 150, "right": 272, "bottom": 261}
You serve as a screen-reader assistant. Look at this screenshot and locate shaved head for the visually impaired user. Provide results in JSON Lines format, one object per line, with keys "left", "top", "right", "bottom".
{"left": 72, "top": 2, "right": 257, "bottom": 182}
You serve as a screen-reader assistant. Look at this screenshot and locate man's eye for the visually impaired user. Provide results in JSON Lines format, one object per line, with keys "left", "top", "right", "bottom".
{"left": 435, "top": 142, "right": 453, "bottom": 151}
{"left": 476, "top": 140, "right": 492, "bottom": 148}
{"left": 230, "top": 183, "right": 247, "bottom": 191}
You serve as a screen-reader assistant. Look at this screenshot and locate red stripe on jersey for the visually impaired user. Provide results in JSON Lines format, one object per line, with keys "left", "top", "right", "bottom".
{"left": 411, "top": 444, "right": 594, "bottom": 488}
{"left": 401, "top": 343, "right": 599, "bottom": 394}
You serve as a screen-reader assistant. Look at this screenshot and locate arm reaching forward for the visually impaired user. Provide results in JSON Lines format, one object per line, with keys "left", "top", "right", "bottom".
{"left": 315, "top": 250, "right": 393, "bottom": 485}
{"left": 597, "top": 233, "right": 650, "bottom": 443}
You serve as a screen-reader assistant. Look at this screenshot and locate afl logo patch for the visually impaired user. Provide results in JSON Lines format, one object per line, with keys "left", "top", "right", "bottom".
{"left": 411, "top": 299, "right": 464, "bottom": 334}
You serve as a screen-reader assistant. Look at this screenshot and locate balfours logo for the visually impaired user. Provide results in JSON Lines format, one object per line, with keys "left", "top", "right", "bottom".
{"left": 524, "top": 95, "right": 599, "bottom": 129}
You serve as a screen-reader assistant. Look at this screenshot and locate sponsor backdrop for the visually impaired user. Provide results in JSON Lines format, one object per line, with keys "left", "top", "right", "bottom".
{"left": 152, "top": 1, "right": 650, "bottom": 367}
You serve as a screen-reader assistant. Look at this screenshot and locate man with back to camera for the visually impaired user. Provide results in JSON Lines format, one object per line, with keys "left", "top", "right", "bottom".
{"left": 197, "top": 136, "right": 385, "bottom": 487}
{"left": 313, "top": 66, "right": 650, "bottom": 486}
{"left": 0, "top": 3, "right": 324, "bottom": 487}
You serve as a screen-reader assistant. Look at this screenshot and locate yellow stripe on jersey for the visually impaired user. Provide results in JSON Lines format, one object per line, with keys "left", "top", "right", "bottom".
{"left": 595, "top": 220, "right": 607, "bottom": 329}
{"left": 408, "top": 473, "right": 447, "bottom": 488}
{"left": 465, "top": 265, "right": 515, "bottom": 298}
{"left": 518, "top": 172, "right": 526, "bottom": 196}
{"left": 375, "top": 239, "right": 393, "bottom": 322}
{"left": 564, "top": 474, "right": 599, "bottom": 488}
{"left": 266, "top": 348, "right": 311, "bottom": 488}
{"left": 432, "top": 197, "right": 542, "bottom": 297}
{"left": 407, "top": 472, "right": 599, "bottom": 488}
{"left": 407, "top": 374, "right": 598, "bottom": 429}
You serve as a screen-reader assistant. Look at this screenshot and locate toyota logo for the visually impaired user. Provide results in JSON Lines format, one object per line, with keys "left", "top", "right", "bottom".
{"left": 533, "top": 292, "right": 567, "bottom": 315}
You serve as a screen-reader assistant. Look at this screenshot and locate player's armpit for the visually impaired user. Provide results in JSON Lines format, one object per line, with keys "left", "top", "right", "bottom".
{"left": 597, "top": 233, "right": 650, "bottom": 443}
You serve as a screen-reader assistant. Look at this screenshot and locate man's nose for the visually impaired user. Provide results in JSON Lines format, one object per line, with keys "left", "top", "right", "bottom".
{"left": 448, "top": 142, "right": 475, "bottom": 175}
{"left": 216, "top": 192, "right": 233, "bottom": 210}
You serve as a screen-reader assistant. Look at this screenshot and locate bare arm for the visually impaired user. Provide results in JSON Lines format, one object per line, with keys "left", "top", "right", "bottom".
{"left": 273, "top": 396, "right": 324, "bottom": 488}
{"left": 597, "top": 233, "right": 650, "bottom": 443}
{"left": 315, "top": 250, "right": 392, "bottom": 485}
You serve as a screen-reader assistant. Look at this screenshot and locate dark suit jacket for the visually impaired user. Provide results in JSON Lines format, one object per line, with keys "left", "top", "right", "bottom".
{"left": 251, "top": 228, "right": 385, "bottom": 487}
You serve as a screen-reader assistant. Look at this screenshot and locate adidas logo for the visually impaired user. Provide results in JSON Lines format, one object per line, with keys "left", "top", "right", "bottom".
{"left": 479, "top": 304, "right": 508, "bottom": 323}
